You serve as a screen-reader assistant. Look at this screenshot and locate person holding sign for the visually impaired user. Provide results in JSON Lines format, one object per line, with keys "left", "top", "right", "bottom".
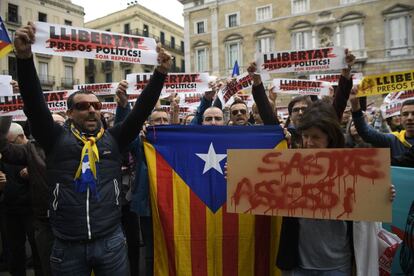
{"left": 350, "top": 88, "right": 414, "bottom": 159}
{"left": 276, "top": 101, "right": 396, "bottom": 276}
{"left": 13, "top": 22, "right": 171, "bottom": 276}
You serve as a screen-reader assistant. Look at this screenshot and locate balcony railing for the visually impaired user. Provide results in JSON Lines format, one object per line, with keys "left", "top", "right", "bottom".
{"left": 5, "top": 13, "right": 22, "bottom": 26}
{"left": 61, "top": 78, "right": 79, "bottom": 88}
{"left": 39, "top": 75, "right": 55, "bottom": 86}
{"left": 130, "top": 28, "right": 184, "bottom": 54}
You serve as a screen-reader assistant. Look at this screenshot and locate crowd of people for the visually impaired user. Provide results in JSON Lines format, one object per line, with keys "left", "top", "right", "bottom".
{"left": 0, "top": 21, "right": 411, "bottom": 276}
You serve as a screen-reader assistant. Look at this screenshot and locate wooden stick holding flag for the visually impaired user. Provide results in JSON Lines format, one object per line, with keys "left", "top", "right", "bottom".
{"left": 0, "top": 16, "right": 13, "bottom": 58}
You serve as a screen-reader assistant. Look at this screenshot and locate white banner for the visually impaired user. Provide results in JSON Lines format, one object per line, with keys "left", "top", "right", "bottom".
{"left": 0, "top": 75, "right": 12, "bottom": 96}
{"left": 217, "top": 73, "right": 254, "bottom": 104}
{"left": 381, "top": 90, "right": 414, "bottom": 118}
{"left": 126, "top": 73, "right": 210, "bottom": 96}
{"left": 0, "top": 90, "right": 70, "bottom": 117}
{"left": 272, "top": 78, "right": 331, "bottom": 96}
{"left": 257, "top": 47, "right": 347, "bottom": 73}
{"left": 74, "top": 82, "right": 118, "bottom": 96}
{"left": 309, "top": 72, "right": 363, "bottom": 85}
{"left": 32, "top": 22, "right": 158, "bottom": 65}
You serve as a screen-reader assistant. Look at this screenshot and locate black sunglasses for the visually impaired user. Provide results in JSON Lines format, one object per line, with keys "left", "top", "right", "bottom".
{"left": 73, "top": 101, "right": 103, "bottom": 111}
{"left": 231, "top": 109, "right": 247, "bottom": 116}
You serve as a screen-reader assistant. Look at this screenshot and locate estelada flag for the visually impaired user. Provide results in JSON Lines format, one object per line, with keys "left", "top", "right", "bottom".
{"left": 144, "top": 125, "right": 287, "bottom": 276}
{"left": 0, "top": 17, "right": 13, "bottom": 58}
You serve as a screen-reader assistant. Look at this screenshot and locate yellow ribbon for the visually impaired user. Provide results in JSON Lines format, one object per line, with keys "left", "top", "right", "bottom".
{"left": 392, "top": 130, "right": 412, "bottom": 148}
{"left": 70, "top": 124, "right": 105, "bottom": 180}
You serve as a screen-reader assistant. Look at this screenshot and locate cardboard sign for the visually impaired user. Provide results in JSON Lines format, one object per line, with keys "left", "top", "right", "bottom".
{"left": 227, "top": 148, "right": 392, "bottom": 222}
{"left": 272, "top": 78, "right": 331, "bottom": 96}
{"left": 309, "top": 73, "right": 363, "bottom": 86}
{"left": 0, "top": 75, "right": 13, "bottom": 96}
{"left": 357, "top": 70, "right": 414, "bottom": 97}
{"left": 126, "top": 73, "right": 210, "bottom": 96}
{"left": 257, "top": 47, "right": 347, "bottom": 73}
{"left": 0, "top": 90, "right": 70, "bottom": 117}
{"left": 32, "top": 22, "right": 158, "bottom": 65}
{"left": 74, "top": 82, "right": 118, "bottom": 96}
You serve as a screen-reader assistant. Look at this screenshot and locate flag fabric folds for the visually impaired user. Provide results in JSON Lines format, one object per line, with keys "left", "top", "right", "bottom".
{"left": 144, "top": 125, "right": 287, "bottom": 276}
{"left": 232, "top": 61, "right": 240, "bottom": 77}
{"left": 0, "top": 17, "right": 13, "bottom": 59}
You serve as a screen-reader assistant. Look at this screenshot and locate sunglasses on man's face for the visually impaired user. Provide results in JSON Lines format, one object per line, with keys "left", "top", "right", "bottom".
{"left": 73, "top": 101, "right": 103, "bottom": 111}
{"left": 231, "top": 109, "right": 247, "bottom": 116}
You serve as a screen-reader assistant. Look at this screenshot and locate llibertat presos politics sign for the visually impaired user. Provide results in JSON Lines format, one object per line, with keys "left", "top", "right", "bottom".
{"left": 272, "top": 78, "right": 331, "bottom": 96}
{"left": 32, "top": 22, "right": 158, "bottom": 65}
{"left": 256, "top": 47, "right": 347, "bottom": 73}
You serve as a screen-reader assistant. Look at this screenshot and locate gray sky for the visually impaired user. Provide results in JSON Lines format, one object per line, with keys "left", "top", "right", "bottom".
{"left": 72, "top": 0, "right": 184, "bottom": 26}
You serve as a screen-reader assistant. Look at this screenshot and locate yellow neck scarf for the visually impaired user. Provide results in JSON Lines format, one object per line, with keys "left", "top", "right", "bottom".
{"left": 71, "top": 124, "right": 105, "bottom": 180}
{"left": 392, "top": 130, "right": 412, "bottom": 148}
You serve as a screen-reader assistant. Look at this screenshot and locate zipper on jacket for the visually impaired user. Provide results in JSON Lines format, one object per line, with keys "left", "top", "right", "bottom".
{"left": 114, "top": 179, "right": 120, "bottom": 205}
{"left": 86, "top": 187, "right": 91, "bottom": 240}
{"left": 52, "top": 183, "right": 60, "bottom": 211}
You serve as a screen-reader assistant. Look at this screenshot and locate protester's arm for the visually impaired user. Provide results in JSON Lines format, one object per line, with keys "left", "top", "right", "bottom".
{"left": 190, "top": 93, "right": 214, "bottom": 125}
{"left": 248, "top": 62, "right": 279, "bottom": 125}
{"left": 332, "top": 49, "right": 355, "bottom": 121}
{"left": 14, "top": 22, "right": 62, "bottom": 153}
{"left": 110, "top": 46, "right": 171, "bottom": 150}
{"left": 114, "top": 80, "right": 131, "bottom": 125}
{"left": 170, "top": 100, "right": 180, "bottom": 124}
{"left": 350, "top": 88, "right": 393, "bottom": 147}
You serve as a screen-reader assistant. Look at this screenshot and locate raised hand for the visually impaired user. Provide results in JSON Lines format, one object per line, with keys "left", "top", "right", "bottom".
{"left": 156, "top": 44, "right": 172, "bottom": 74}
{"left": 14, "top": 22, "right": 36, "bottom": 59}
{"left": 247, "top": 62, "right": 262, "bottom": 86}
{"left": 115, "top": 80, "right": 128, "bottom": 108}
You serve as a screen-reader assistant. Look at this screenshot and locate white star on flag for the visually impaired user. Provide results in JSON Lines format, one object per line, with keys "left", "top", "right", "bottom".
{"left": 196, "top": 142, "right": 227, "bottom": 174}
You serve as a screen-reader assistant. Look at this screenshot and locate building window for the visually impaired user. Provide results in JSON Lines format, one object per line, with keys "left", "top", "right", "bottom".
{"left": 8, "top": 29, "right": 16, "bottom": 41}
{"left": 124, "top": 23, "right": 130, "bottom": 34}
{"left": 8, "top": 56, "right": 17, "bottom": 80}
{"left": 38, "top": 12, "right": 47, "bottom": 22}
{"left": 341, "top": 0, "right": 359, "bottom": 4}
{"left": 195, "top": 20, "right": 207, "bottom": 34}
{"left": 291, "top": 0, "right": 309, "bottom": 14}
{"left": 341, "top": 23, "right": 364, "bottom": 56}
{"left": 292, "top": 31, "right": 312, "bottom": 50}
{"left": 226, "top": 13, "right": 239, "bottom": 28}
{"left": 172, "top": 56, "right": 177, "bottom": 71}
{"left": 38, "top": 62, "right": 49, "bottom": 84}
{"left": 181, "top": 41, "right": 184, "bottom": 52}
{"left": 181, "top": 59, "right": 185, "bottom": 72}
{"left": 88, "top": 75, "right": 95, "bottom": 84}
{"left": 63, "top": 66, "right": 74, "bottom": 87}
{"left": 160, "top": 32, "right": 165, "bottom": 44}
{"left": 196, "top": 48, "right": 208, "bottom": 72}
{"left": 124, "top": 69, "right": 132, "bottom": 79}
{"left": 256, "top": 36, "right": 274, "bottom": 53}
{"left": 171, "top": 36, "right": 175, "bottom": 49}
{"left": 256, "top": 5, "right": 272, "bottom": 22}
{"left": 143, "top": 24, "right": 149, "bottom": 37}
{"left": 64, "top": 20, "right": 72, "bottom": 26}
{"left": 105, "top": 72, "right": 112, "bottom": 83}
{"left": 7, "top": 4, "right": 19, "bottom": 23}
{"left": 226, "top": 42, "right": 241, "bottom": 70}
{"left": 385, "top": 15, "right": 411, "bottom": 56}
{"left": 105, "top": 28, "right": 111, "bottom": 32}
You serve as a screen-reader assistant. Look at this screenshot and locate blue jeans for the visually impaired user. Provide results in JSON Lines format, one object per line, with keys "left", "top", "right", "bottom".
{"left": 49, "top": 226, "right": 129, "bottom": 276}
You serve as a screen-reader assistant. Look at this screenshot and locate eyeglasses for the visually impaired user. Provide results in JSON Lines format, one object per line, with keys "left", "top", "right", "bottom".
{"left": 231, "top": 109, "right": 247, "bottom": 116}
{"left": 292, "top": 107, "right": 307, "bottom": 113}
{"left": 73, "top": 101, "right": 103, "bottom": 111}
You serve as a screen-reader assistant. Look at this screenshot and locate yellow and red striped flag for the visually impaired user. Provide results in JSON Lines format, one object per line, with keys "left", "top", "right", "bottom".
{"left": 144, "top": 125, "right": 287, "bottom": 276}
{"left": 0, "top": 16, "right": 13, "bottom": 58}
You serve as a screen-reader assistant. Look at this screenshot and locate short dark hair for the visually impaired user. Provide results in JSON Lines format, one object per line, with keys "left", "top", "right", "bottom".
{"left": 297, "top": 101, "right": 345, "bottom": 148}
{"left": 67, "top": 90, "right": 98, "bottom": 110}
{"left": 288, "top": 95, "right": 312, "bottom": 115}
{"left": 401, "top": 99, "right": 414, "bottom": 110}
{"left": 230, "top": 99, "right": 247, "bottom": 110}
